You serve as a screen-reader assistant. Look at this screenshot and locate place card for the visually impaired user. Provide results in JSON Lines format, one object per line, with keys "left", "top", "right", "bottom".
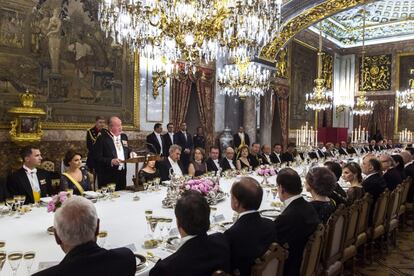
{"left": 213, "top": 214, "right": 225, "bottom": 223}
{"left": 38, "top": 261, "right": 59, "bottom": 271}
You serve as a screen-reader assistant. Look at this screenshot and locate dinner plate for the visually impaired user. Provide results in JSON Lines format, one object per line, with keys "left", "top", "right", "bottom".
{"left": 134, "top": 253, "right": 147, "bottom": 272}
{"left": 259, "top": 209, "right": 280, "bottom": 219}
{"left": 166, "top": 236, "right": 180, "bottom": 251}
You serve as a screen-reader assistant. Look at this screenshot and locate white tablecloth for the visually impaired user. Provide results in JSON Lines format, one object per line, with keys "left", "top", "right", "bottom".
{"left": 1, "top": 175, "right": 286, "bottom": 276}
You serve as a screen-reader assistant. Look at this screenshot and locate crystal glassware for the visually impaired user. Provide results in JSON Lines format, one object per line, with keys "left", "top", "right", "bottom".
{"left": 0, "top": 250, "right": 6, "bottom": 274}
{"left": 23, "top": 251, "right": 35, "bottom": 275}
{"left": 8, "top": 251, "right": 23, "bottom": 276}
{"left": 97, "top": 231, "right": 108, "bottom": 248}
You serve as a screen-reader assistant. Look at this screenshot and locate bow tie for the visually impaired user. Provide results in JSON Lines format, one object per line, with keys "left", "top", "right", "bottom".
{"left": 25, "top": 168, "right": 37, "bottom": 174}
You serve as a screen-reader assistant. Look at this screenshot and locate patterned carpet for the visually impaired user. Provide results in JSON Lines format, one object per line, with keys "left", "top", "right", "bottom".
{"left": 355, "top": 225, "right": 414, "bottom": 275}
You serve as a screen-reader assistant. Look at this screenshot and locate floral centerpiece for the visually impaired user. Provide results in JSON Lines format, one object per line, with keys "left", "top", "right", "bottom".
{"left": 162, "top": 177, "right": 225, "bottom": 208}
{"left": 46, "top": 191, "right": 71, "bottom": 234}
{"left": 47, "top": 191, "right": 71, "bottom": 213}
{"left": 256, "top": 165, "right": 276, "bottom": 177}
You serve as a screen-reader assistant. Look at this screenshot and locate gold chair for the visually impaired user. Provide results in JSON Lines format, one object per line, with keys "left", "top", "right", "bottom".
{"left": 398, "top": 177, "right": 412, "bottom": 229}
{"left": 341, "top": 200, "right": 361, "bottom": 274}
{"left": 251, "top": 242, "right": 289, "bottom": 276}
{"left": 40, "top": 160, "right": 55, "bottom": 172}
{"left": 354, "top": 193, "right": 372, "bottom": 263}
{"left": 41, "top": 160, "right": 60, "bottom": 193}
{"left": 300, "top": 224, "right": 325, "bottom": 276}
{"left": 211, "top": 271, "right": 231, "bottom": 276}
{"left": 321, "top": 204, "right": 347, "bottom": 276}
{"left": 367, "top": 190, "right": 390, "bottom": 263}
{"left": 385, "top": 185, "right": 402, "bottom": 250}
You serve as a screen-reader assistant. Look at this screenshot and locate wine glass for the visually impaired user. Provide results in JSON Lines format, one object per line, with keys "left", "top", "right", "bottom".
{"left": 23, "top": 251, "right": 35, "bottom": 275}
{"left": 8, "top": 251, "right": 23, "bottom": 276}
{"left": 108, "top": 184, "right": 116, "bottom": 198}
{"left": 0, "top": 241, "right": 5, "bottom": 249}
{"left": 145, "top": 210, "right": 153, "bottom": 238}
{"left": 271, "top": 188, "right": 278, "bottom": 200}
{"left": 66, "top": 189, "right": 74, "bottom": 196}
{"left": 265, "top": 188, "right": 271, "bottom": 202}
{"left": 97, "top": 231, "right": 108, "bottom": 248}
{"left": 0, "top": 202, "right": 5, "bottom": 217}
{"left": 101, "top": 186, "right": 108, "bottom": 200}
{"left": 165, "top": 218, "right": 173, "bottom": 238}
{"left": 0, "top": 251, "right": 6, "bottom": 275}
{"left": 158, "top": 219, "right": 165, "bottom": 241}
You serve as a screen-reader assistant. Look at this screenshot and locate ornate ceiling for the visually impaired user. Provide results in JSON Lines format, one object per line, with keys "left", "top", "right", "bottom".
{"left": 311, "top": 0, "right": 414, "bottom": 48}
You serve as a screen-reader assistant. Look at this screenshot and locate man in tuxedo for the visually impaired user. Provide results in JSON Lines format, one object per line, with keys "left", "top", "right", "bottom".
{"left": 380, "top": 153, "right": 402, "bottom": 191}
{"left": 233, "top": 126, "right": 250, "bottom": 150}
{"left": 146, "top": 123, "right": 164, "bottom": 156}
{"left": 33, "top": 196, "right": 136, "bottom": 276}
{"left": 94, "top": 116, "right": 132, "bottom": 190}
{"left": 225, "top": 177, "right": 275, "bottom": 276}
{"left": 401, "top": 150, "right": 414, "bottom": 202}
{"left": 270, "top": 143, "right": 283, "bottom": 164}
{"left": 150, "top": 191, "right": 231, "bottom": 276}
{"left": 281, "top": 143, "right": 295, "bottom": 163}
{"left": 309, "top": 142, "right": 326, "bottom": 160}
{"left": 174, "top": 122, "right": 193, "bottom": 174}
{"left": 338, "top": 141, "right": 351, "bottom": 155}
{"left": 260, "top": 144, "right": 272, "bottom": 165}
{"left": 7, "top": 146, "right": 52, "bottom": 204}
{"left": 387, "top": 139, "right": 394, "bottom": 149}
{"left": 324, "top": 142, "right": 336, "bottom": 157}
{"left": 274, "top": 168, "right": 320, "bottom": 276}
{"left": 368, "top": 139, "right": 376, "bottom": 151}
{"left": 158, "top": 144, "right": 184, "bottom": 181}
{"left": 86, "top": 116, "right": 105, "bottom": 172}
{"left": 248, "top": 143, "right": 262, "bottom": 169}
{"left": 193, "top": 126, "right": 206, "bottom": 150}
{"left": 162, "top": 122, "right": 175, "bottom": 156}
{"left": 206, "top": 146, "right": 221, "bottom": 173}
{"left": 361, "top": 154, "right": 386, "bottom": 205}
{"left": 220, "top": 147, "right": 236, "bottom": 171}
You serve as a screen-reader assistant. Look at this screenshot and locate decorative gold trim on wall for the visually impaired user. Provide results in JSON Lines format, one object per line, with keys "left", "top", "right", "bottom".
{"left": 260, "top": 0, "right": 366, "bottom": 61}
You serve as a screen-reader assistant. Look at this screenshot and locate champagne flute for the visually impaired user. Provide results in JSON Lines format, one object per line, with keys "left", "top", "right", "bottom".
{"left": 144, "top": 210, "right": 153, "bottom": 238}
{"left": 0, "top": 251, "right": 6, "bottom": 275}
{"left": 101, "top": 186, "right": 108, "bottom": 200}
{"left": 165, "top": 218, "right": 173, "bottom": 238}
{"left": 23, "top": 251, "right": 35, "bottom": 275}
{"left": 8, "top": 251, "right": 23, "bottom": 276}
{"left": 97, "top": 231, "right": 108, "bottom": 248}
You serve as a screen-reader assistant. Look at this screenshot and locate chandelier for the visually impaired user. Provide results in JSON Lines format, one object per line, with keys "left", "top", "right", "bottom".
{"left": 396, "top": 70, "right": 414, "bottom": 109}
{"left": 352, "top": 8, "right": 374, "bottom": 116}
{"left": 98, "top": 0, "right": 282, "bottom": 64}
{"left": 217, "top": 60, "right": 272, "bottom": 99}
{"left": 304, "top": 24, "right": 333, "bottom": 111}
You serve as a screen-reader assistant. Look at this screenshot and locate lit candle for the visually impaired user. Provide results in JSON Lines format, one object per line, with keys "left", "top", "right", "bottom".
{"left": 351, "top": 129, "right": 354, "bottom": 144}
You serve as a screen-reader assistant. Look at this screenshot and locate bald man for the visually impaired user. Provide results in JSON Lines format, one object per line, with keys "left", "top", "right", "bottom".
{"left": 94, "top": 116, "right": 132, "bottom": 190}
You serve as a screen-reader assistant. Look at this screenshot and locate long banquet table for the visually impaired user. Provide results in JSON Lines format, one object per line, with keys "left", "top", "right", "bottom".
{"left": 1, "top": 174, "right": 299, "bottom": 276}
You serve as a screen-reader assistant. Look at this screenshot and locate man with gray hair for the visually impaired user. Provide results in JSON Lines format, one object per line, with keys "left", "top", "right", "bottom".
{"left": 33, "top": 196, "right": 136, "bottom": 276}
{"left": 379, "top": 153, "right": 402, "bottom": 191}
{"left": 158, "top": 144, "right": 184, "bottom": 181}
{"left": 94, "top": 116, "right": 134, "bottom": 190}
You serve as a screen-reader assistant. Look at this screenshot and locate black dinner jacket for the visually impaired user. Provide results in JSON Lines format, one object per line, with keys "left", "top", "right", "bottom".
{"left": 233, "top": 133, "right": 250, "bottom": 149}
{"left": 248, "top": 154, "right": 261, "bottom": 169}
{"left": 369, "top": 145, "right": 376, "bottom": 151}
{"left": 270, "top": 152, "right": 282, "bottom": 163}
{"left": 260, "top": 154, "right": 272, "bottom": 165}
{"left": 174, "top": 131, "right": 193, "bottom": 152}
{"left": 274, "top": 197, "right": 320, "bottom": 276}
{"left": 220, "top": 158, "right": 236, "bottom": 171}
{"left": 224, "top": 212, "right": 276, "bottom": 276}
{"left": 206, "top": 158, "right": 221, "bottom": 172}
{"left": 7, "top": 167, "right": 52, "bottom": 204}
{"left": 146, "top": 132, "right": 164, "bottom": 155}
{"left": 157, "top": 158, "right": 184, "bottom": 181}
{"left": 383, "top": 168, "right": 403, "bottom": 191}
{"left": 362, "top": 172, "right": 386, "bottom": 203}
{"left": 33, "top": 241, "right": 136, "bottom": 276}
{"left": 93, "top": 130, "right": 131, "bottom": 174}
{"left": 281, "top": 152, "right": 294, "bottom": 163}
{"left": 149, "top": 233, "right": 231, "bottom": 276}
{"left": 86, "top": 127, "right": 101, "bottom": 170}
{"left": 405, "top": 162, "right": 414, "bottom": 203}
{"left": 162, "top": 132, "right": 175, "bottom": 156}
{"left": 338, "top": 147, "right": 349, "bottom": 155}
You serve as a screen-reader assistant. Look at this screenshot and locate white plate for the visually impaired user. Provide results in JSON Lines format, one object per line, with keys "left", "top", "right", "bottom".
{"left": 40, "top": 197, "right": 52, "bottom": 204}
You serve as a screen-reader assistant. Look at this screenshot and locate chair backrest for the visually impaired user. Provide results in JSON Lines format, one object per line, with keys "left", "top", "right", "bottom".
{"left": 372, "top": 190, "right": 390, "bottom": 228}
{"left": 211, "top": 271, "right": 231, "bottom": 276}
{"left": 343, "top": 199, "right": 361, "bottom": 247}
{"left": 400, "top": 177, "right": 412, "bottom": 206}
{"left": 322, "top": 204, "right": 347, "bottom": 267}
{"left": 356, "top": 193, "right": 373, "bottom": 236}
{"left": 386, "top": 185, "right": 402, "bottom": 223}
{"left": 40, "top": 160, "right": 55, "bottom": 172}
{"left": 300, "top": 224, "right": 325, "bottom": 276}
{"left": 251, "top": 242, "right": 289, "bottom": 276}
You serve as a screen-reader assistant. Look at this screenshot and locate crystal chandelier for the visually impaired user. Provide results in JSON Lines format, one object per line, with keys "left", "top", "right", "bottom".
{"left": 304, "top": 24, "right": 333, "bottom": 111}
{"left": 217, "top": 60, "right": 272, "bottom": 99}
{"left": 352, "top": 8, "right": 374, "bottom": 116}
{"left": 396, "top": 71, "right": 414, "bottom": 109}
{"left": 98, "top": 0, "right": 282, "bottom": 64}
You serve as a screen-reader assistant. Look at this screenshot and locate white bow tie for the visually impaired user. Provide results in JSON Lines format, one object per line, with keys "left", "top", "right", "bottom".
{"left": 26, "top": 168, "right": 37, "bottom": 174}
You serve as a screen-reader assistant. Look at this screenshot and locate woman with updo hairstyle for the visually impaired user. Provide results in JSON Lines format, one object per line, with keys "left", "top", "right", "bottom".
{"left": 236, "top": 146, "right": 251, "bottom": 170}
{"left": 305, "top": 167, "right": 337, "bottom": 223}
{"left": 342, "top": 162, "right": 364, "bottom": 203}
{"left": 137, "top": 153, "right": 160, "bottom": 186}
{"left": 60, "top": 150, "right": 91, "bottom": 195}
{"left": 188, "top": 147, "right": 207, "bottom": 177}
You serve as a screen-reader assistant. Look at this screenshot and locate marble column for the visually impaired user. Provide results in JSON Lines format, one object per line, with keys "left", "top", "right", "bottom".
{"left": 260, "top": 91, "right": 273, "bottom": 146}
{"left": 243, "top": 97, "right": 257, "bottom": 144}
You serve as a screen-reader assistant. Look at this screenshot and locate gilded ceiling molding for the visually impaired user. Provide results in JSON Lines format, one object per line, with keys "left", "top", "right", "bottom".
{"left": 260, "top": 0, "right": 368, "bottom": 61}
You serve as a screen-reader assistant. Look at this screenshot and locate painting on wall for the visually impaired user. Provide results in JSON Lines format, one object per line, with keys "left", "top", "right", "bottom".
{"left": 359, "top": 54, "right": 392, "bottom": 92}
{"left": 0, "top": 0, "right": 138, "bottom": 129}
{"left": 398, "top": 53, "right": 414, "bottom": 131}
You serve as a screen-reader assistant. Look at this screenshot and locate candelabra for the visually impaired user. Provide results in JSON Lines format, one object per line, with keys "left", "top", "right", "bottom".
{"left": 295, "top": 122, "right": 318, "bottom": 155}
{"left": 350, "top": 126, "right": 369, "bottom": 152}
{"left": 399, "top": 128, "right": 413, "bottom": 147}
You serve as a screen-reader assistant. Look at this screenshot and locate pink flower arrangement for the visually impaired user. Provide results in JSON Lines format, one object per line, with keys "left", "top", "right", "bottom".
{"left": 182, "top": 178, "right": 219, "bottom": 196}
{"left": 47, "top": 191, "right": 71, "bottom": 213}
{"left": 256, "top": 166, "right": 276, "bottom": 176}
